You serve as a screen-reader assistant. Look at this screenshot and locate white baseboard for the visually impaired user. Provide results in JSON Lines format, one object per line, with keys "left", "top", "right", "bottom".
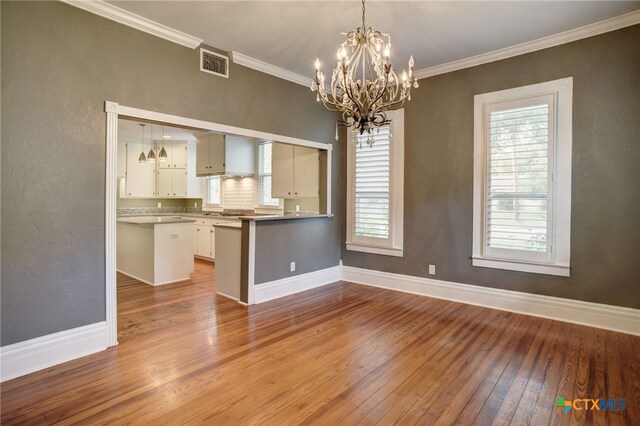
{"left": 0, "top": 322, "right": 109, "bottom": 382}
{"left": 117, "top": 270, "right": 190, "bottom": 286}
{"left": 254, "top": 265, "right": 341, "bottom": 304}
{"left": 342, "top": 266, "right": 640, "bottom": 336}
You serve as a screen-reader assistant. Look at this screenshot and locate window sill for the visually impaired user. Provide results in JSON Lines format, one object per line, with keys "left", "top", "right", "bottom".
{"left": 472, "top": 256, "right": 570, "bottom": 277}
{"left": 346, "top": 243, "right": 403, "bottom": 257}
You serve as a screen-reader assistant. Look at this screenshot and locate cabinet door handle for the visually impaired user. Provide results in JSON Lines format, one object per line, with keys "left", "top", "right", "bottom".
{"left": 295, "top": 192, "right": 298, "bottom": 196}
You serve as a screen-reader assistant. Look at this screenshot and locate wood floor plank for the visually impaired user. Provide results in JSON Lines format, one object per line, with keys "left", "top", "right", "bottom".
{"left": 1, "top": 260, "right": 638, "bottom": 426}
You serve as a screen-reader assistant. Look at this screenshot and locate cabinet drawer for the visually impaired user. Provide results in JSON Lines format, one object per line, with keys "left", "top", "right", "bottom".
{"left": 195, "top": 218, "right": 214, "bottom": 227}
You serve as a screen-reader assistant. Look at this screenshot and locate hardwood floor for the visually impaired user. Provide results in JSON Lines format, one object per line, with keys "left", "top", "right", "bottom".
{"left": 2, "top": 259, "right": 638, "bottom": 425}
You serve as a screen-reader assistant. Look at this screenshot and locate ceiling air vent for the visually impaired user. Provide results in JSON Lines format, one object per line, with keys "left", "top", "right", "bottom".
{"left": 200, "top": 48, "right": 229, "bottom": 78}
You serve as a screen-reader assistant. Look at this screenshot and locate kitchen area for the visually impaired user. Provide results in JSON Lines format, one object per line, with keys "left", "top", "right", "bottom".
{"left": 116, "top": 118, "right": 331, "bottom": 303}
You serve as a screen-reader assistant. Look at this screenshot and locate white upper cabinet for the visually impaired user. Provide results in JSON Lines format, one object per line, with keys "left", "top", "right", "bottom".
{"left": 125, "top": 141, "right": 156, "bottom": 198}
{"left": 272, "top": 143, "right": 294, "bottom": 198}
{"left": 196, "top": 134, "right": 255, "bottom": 177}
{"left": 272, "top": 143, "right": 319, "bottom": 198}
{"left": 186, "top": 141, "right": 203, "bottom": 198}
{"left": 119, "top": 139, "right": 200, "bottom": 199}
{"left": 294, "top": 146, "right": 320, "bottom": 197}
{"left": 157, "top": 141, "right": 188, "bottom": 169}
{"left": 157, "top": 168, "right": 188, "bottom": 198}
{"left": 197, "top": 134, "right": 225, "bottom": 175}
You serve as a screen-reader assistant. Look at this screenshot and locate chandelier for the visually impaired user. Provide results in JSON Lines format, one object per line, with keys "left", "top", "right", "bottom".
{"left": 311, "top": 0, "right": 418, "bottom": 146}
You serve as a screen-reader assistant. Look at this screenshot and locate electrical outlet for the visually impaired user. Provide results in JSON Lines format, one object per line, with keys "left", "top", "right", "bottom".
{"left": 290, "top": 261, "right": 296, "bottom": 272}
{"left": 428, "top": 264, "right": 436, "bottom": 275}
{"left": 295, "top": 204, "right": 300, "bottom": 212}
{"left": 157, "top": 202, "right": 162, "bottom": 208}
{"left": 194, "top": 202, "right": 198, "bottom": 208}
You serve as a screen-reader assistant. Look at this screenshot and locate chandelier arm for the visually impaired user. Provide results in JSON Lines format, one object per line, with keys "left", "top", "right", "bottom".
{"left": 320, "top": 86, "right": 360, "bottom": 117}
{"left": 342, "top": 68, "right": 363, "bottom": 117}
{"left": 318, "top": 92, "right": 352, "bottom": 113}
{"left": 369, "top": 70, "right": 390, "bottom": 111}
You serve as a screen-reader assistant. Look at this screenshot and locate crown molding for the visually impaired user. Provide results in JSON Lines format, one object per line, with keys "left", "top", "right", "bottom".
{"left": 415, "top": 9, "right": 640, "bottom": 80}
{"left": 231, "top": 51, "right": 313, "bottom": 88}
{"left": 59, "top": 0, "right": 202, "bottom": 49}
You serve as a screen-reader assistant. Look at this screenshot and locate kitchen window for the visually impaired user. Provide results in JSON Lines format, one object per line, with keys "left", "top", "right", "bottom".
{"left": 472, "top": 78, "right": 572, "bottom": 276}
{"left": 257, "top": 141, "right": 280, "bottom": 207}
{"left": 346, "top": 109, "right": 404, "bottom": 257}
{"left": 205, "top": 175, "right": 221, "bottom": 206}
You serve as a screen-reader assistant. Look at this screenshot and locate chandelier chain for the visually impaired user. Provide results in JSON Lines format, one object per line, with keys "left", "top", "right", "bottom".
{"left": 361, "top": 0, "right": 366, "bottom": 30}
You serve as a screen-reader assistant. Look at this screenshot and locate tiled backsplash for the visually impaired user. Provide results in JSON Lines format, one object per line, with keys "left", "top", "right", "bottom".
{"left": 222, "top": 177, "right": 255, "bottom": 209}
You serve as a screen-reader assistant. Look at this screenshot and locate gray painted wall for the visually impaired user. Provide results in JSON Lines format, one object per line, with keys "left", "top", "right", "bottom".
{"left": 254, "top": 217, "right": 340, "bottom": 284}
{"left": 342, "top": 25, "right": 640, "bottom": 309}
{"left": 1, "top": 1, "right": 337, "bottom": 345}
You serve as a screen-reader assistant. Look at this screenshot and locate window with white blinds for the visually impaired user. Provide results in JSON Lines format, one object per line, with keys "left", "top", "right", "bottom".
{"left": 257, "top": 142, "right": 280, "bottom": 207}
{"left": 486, "top": 95, "right": 553, "bottom": 261}
{"left": 354, "top": 127, "right": 391, "bottom": 239}
{"left": 206, "top": 176, "right": 221, "bottom": 205}
{"left": 473, "top": 78, "right": 573, "bottom": 276}
{"left": 347, "top": 109, "right": 404, "bottom": 257}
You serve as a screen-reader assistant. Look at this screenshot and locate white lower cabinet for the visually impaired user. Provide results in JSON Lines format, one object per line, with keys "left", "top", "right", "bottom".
{"left": 194, "top": 219, "right": 215, "bottom": 260}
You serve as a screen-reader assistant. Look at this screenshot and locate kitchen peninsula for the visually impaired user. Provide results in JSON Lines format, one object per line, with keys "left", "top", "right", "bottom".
{"left": 117, "top": 216, "right": 196, "bottom": 285}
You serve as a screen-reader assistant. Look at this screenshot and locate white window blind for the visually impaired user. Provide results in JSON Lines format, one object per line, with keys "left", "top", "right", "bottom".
{"left": 354, "top": 127, "right": 391, "bottom": 239}
{"left": 485, "top": 95, "right": 553, "bottom": 261}
{"left": 258, "top": 142, "right": 279, "bottom": 207}
{"left": 206, "top": 176, "right": 221, "bottom": 205}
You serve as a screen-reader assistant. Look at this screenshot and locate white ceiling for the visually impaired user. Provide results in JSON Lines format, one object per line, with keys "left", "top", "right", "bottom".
{"left": 107, "top": 1, "right": 639, "bottom": 77}
{"left": 118, "top": 118, "right": 198, "bottom": 141}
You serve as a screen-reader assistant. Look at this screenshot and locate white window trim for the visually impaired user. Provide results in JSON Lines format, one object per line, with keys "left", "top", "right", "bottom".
{"left": 472, "top": 77, "right": 573, "bottom": 276}
{"left": 254, "top": 141, "right": 284, "bottom": 210}
{"left": 346, "top": 109, "right": 404, "bottom": 257}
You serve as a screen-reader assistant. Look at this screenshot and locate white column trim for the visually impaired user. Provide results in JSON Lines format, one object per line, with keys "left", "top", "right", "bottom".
{"left": 105, "top": 101, "right": 119, "bottom": 347}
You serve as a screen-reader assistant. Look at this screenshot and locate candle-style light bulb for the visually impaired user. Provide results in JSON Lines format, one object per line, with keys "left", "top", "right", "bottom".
{"left": 383, "top": 45, "right": 390, "bottom": 58}
{"left": 409, "top": 55, "right": 414, "bottom": 68}
{"left": 402, "top": 71, "right": 408, "bottom": 82}
{"left": 314, "top": 58, "right": 320, "bottom": 70}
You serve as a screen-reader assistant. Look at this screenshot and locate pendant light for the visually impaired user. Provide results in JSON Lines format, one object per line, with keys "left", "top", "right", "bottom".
{"left": 138, "top": 123, "right": 147, "bottom": 165}
{"left": 146, "top": 124, "right": 156, "bottom": 163}
{"left": 158, "top": 125, "right": 168, "bottom": 162}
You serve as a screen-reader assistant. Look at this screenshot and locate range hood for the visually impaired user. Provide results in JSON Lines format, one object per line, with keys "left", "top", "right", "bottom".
{"left": 196, "top": 134, "right": 255, "bottom": 177}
